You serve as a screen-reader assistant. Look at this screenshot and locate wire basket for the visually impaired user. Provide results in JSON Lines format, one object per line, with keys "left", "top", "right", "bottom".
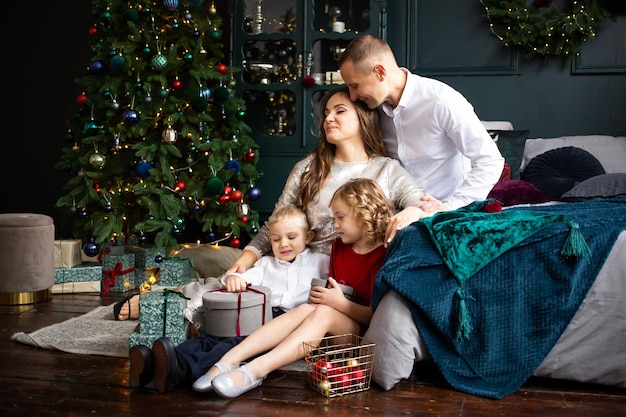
{"left": 303, "top": 334, "right": 376, "bottom": 398}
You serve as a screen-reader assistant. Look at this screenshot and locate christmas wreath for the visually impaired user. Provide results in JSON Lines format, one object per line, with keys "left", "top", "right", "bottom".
{"left": 480, "top": 0, "right": 613, "bottom": 62}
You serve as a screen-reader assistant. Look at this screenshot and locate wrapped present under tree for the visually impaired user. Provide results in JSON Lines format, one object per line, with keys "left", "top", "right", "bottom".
{"left": 101, "top": 254, "right": 137, "bottom": 294}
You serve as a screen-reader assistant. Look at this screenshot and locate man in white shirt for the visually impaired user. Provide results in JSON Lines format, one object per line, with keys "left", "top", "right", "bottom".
{"left": 339, "top": 35, "right": 504, "bottom": 211}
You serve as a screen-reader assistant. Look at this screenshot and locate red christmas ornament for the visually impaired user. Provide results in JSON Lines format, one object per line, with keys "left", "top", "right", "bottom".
{"left": 223, "top": 185, "right": 233, "bottom": 195}
{"left": 351, "top": 368, "right": 367, "bottom": 386}
{"left": 229, "top": 189, "right": 243, "bottom": 202}
{"left": 242, "top": 150, "right": 256, "bottom": 163}
{"left": 330, "top": 372, "right": 351, "bottom": 390}
{"left": 218, "top": 194, "right": 231, "bottom": 205}
{"left": 230, "top": 237, "right": 241, "bottom": 248}
{"left": 217, "top": 63, "right": 228, "bottom": 74}
{"left": 76, "top": 93, "right": 89, "bottom": 106}
{"left": 302, "top": 75, "right": 316, "bottom": 88}
{"left": 240, "top": 216, "right": 249, "bottom": 224}
{"left": 171, "top": 79, "right": 183, "bottom": 91}
{"left": 89, "top": 25, "right": 97, "bottom": 35}
{"left": 174, "top": 180, "right": 186, "bottom": 192}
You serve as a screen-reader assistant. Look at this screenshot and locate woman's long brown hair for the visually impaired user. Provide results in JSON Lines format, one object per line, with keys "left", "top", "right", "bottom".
{"left": 295, "top": 86, "right": 387, "bottom": 208}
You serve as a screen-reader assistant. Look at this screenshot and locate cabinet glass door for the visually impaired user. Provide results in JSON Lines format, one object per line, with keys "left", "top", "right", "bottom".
{"left": 231, "top": 0, "right": 385, "bottom": 213}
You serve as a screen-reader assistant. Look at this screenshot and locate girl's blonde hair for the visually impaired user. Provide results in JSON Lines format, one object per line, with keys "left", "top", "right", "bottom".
{"left": 267, "top": 203, "right": 310, "bottom": 232}
{"left": 330, "top": 178, "right": 394, "bottom": 246}
{"left": 296, "top": 86, "right": 387, "bottom": 209}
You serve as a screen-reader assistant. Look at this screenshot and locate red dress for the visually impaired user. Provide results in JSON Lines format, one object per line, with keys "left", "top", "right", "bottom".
{"left": 328, "top": 238, "right": 386, "bottom": 306}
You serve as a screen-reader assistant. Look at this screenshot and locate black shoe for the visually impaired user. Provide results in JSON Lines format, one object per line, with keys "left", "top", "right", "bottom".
{"left": 152, "top": 337, "right": 188, "bottom": 394}
{"left": 129, "top": 344, "right": 153, "bottom": 387}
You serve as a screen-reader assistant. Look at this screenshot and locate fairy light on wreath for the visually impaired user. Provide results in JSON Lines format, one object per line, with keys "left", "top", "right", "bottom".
{"left": 480, "top": 0, "right": 612, "bottom": 62}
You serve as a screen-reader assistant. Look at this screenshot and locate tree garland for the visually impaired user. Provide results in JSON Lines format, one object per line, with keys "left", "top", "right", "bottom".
{"left": 480, "top": 0, "right": 612, "bottom": 62}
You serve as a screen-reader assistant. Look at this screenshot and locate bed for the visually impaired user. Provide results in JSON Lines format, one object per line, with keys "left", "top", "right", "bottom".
{"left": 364, "top": 134, "right": 626, "bottom": 399}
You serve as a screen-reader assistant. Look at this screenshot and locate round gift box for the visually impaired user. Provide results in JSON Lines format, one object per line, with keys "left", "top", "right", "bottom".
{"left": 202, "top": 285, "right": 272, "bottom": 337}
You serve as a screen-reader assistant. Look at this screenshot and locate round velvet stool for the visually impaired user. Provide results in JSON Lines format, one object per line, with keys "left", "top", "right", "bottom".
{"left": 0, "top": 213, "right": 55, "bottom": 305}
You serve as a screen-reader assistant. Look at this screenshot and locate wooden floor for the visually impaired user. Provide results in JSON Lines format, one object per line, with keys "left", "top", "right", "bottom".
{"left": 0, "top": 293, "right": 624, "bottom": 417}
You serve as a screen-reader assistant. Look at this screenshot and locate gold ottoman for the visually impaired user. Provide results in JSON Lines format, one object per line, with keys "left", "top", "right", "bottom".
{"left": 0, "top": 213, "right": 55, "bottom": 305}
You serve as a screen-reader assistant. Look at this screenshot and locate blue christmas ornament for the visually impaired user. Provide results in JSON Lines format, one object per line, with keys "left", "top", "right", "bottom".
{"left": 89, "top": 60, "right": 104, "bottom": 73}
{"left": 155, "top": 254, "right": 164, "bottom": 263}
{"left": 123, "top": 109, "right": 139, "bottom": 124}
{"left": 136, "top": 161, "right": 152, "bottom": 178}
{"left": 247, "top": 186, "right": 262, "bottom": 201}
{"left": 83, "top": 241, "right": 100, "bottom": 257}
{"left": 224, "top": 159, "right": 241, "bottom": 175}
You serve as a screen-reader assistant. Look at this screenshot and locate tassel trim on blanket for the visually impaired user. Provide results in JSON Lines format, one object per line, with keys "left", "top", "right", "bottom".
{"left": 419, "top": 200, "right": 591, "bottom": 342}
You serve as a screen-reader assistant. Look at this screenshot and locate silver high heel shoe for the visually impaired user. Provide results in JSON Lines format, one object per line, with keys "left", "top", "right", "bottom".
{"left": 192, "top": 361, "right": 232, "bottom": 392}
{"left": 211, "top": 365, "right": 266, "bottom": 399}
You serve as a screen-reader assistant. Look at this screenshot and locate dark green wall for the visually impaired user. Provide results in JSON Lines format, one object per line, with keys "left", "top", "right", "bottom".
{"left": 1, "top": 1, "right": 624, "bottom": 237}
{"left": 386, "top": 1, "right": 626, "bottom": 138}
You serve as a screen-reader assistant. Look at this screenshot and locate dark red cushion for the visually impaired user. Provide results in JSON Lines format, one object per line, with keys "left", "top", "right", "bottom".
{"left": 487, "top": 180, "right": 549, "bottom": 206}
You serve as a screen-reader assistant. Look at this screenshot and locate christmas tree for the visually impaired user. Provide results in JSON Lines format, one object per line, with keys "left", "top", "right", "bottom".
{"left": 55, "top": 0, "right": 262, "bottom": 255}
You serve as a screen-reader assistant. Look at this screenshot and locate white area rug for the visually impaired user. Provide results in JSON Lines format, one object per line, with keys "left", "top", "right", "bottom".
{"left": 11, "top": 304, "right": 138, "bottom": 358}
{"left": 9, "top": 303, "right": 308, "bottom": 371}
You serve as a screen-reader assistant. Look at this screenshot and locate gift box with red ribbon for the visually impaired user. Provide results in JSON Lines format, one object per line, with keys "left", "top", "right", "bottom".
{"left": 101, "top": 253, "right": 137, "bottom": 294}
{"left": 202, "top": 285, "right": 272, "bottom": 337}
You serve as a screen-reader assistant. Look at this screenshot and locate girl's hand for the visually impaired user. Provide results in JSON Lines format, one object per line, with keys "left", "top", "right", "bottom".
{"left": 309, "top": 277, "right": 347, "bottom": 308}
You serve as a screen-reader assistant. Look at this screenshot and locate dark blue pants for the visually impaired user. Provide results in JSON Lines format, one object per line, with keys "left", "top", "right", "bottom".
{"left": 176, "top": 307, "right": 285, "bottom": 381}
{"left": 176, "top": 335, "right": 245, "bottom": 381}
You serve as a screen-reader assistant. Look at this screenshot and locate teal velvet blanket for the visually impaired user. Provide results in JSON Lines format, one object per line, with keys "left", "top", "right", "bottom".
{"left": 372, "top": 198, "right": 626, "bottom": 399}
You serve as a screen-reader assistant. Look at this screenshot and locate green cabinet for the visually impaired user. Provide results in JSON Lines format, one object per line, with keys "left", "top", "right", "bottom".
{"left": 230, "top": 0, "right": 386, "bottom": 215}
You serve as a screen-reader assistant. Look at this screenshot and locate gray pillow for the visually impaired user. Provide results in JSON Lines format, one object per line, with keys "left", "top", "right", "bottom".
{"left": 561, "top": 173, "right": 626, "bottom": 201}
{"left": 363, "top": 290, "right": 430, "bottom": 390}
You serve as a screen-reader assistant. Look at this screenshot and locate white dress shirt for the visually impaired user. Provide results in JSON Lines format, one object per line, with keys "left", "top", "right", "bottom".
{"left": 380, "top": 69, "right": 504, "bottom": 209}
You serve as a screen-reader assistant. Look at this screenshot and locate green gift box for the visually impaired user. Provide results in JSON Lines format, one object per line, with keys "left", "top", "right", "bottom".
{"left": 128, "top": 323, "right": 189, "bottom": 349}
{"left": 125, "top": 245, "right": 166, "bottom": 270}
{"left": 158, "top": 257, "right": 198, "bottom": 287}
{"left": 54, "top": 262, "right": 102, "bottom": 283}
{"left": 101, "top": 254, "right": 137, "bottom": 293}
{"left": 138, "top": 290, "right": 188, "bottom": 335}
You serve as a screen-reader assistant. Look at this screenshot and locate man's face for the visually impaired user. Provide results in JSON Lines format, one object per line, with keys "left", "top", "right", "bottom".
{"left": 339, "top": 59, "right": 385, "bottom": 109}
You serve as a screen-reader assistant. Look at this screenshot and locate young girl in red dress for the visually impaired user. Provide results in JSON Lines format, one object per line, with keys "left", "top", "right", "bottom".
{"left": 208, "top": 178, "right": 394, "bottom": 398}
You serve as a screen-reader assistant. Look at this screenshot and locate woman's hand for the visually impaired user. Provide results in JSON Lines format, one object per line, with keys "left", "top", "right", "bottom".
{"left": 419, "top": 194, "right": 449, "bottom": 213}
{"left": 384, "top": 206, "right": 429, "bottom": 247}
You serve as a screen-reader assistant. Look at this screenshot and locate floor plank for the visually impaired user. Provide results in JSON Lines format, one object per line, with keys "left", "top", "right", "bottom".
{"left": 0, "top": 293, "right": 624, "bottom": 417}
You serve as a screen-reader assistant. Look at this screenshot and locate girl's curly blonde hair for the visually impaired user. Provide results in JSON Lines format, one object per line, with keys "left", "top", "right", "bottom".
{"left": 330, "top": 178, "right": 395, "bottom": 247}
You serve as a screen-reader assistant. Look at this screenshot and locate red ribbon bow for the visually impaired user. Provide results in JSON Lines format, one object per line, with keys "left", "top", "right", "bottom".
{"left": 101, "top": 262, "right": 136, "bottom": 294}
